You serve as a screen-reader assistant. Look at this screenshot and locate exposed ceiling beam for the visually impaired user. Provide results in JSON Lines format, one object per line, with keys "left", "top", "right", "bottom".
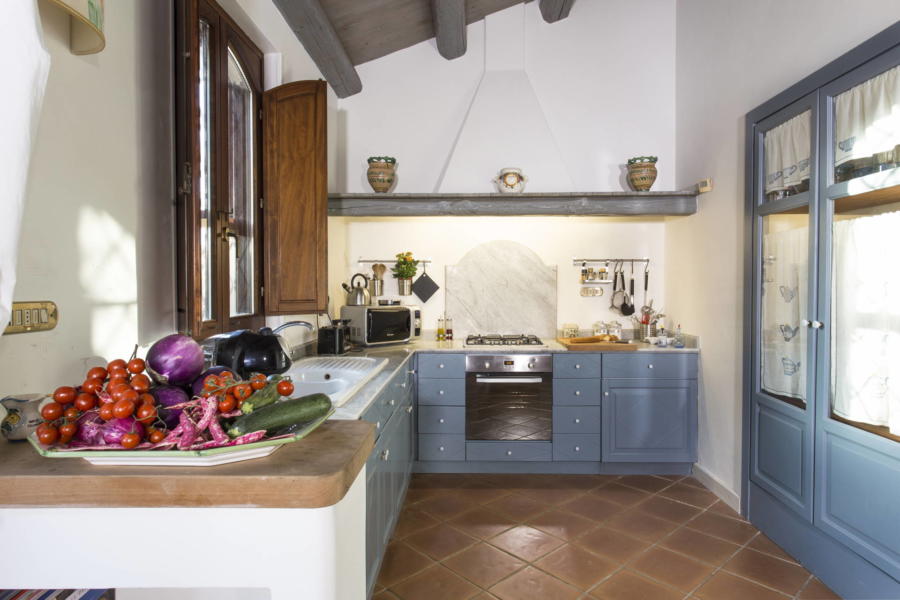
{"left": 539, "top": 0, "right": 575, "bottom": 23}
{"left": 272, "top": 0, "right": 362, "bottom": 98}
{"left": 431, "top": 0, "right": 467, "bottom": 60}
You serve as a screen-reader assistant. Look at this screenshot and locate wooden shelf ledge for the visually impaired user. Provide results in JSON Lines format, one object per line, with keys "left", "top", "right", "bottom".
{"left": 327, "top": 190, "right": 700, "bottom": 217}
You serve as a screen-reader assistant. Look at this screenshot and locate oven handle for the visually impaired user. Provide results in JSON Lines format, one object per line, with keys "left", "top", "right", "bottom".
{"left": 474, "top": 377, "right": 544, "bottom": 384}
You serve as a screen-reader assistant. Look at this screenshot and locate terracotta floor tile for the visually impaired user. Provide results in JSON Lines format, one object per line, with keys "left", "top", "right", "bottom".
{"left": 723, "top": 547, "right": 810, "bottom": 595}
{"left": 415, "top": 492, "right": 477, "bottom": 520}
{"left": 517, "top": 485, "right": 585, "bottom": 506}
{"left": 484, "top": 493, "right": 549, "bottom": 521}
{"left": 747, "top": 533, "right": 799, "bottom": 564}
{"left": 405, "top": 487, "right": 441, "bottom": 504}
{"left": 443, "top": 542, "right": 526, "bottom": 588}
{"left": 655, "top": 474, "right": 686, "bottom": 481}
{"left": 617, "top": 475, "right": 674, "bottom": 493}
{"left": 527, "top": 508, "right": 596, "bottom": 541}
{"left": 604, "top": 509, "right": 680, "bottom": 542}
{"left": 659, "top": 527, "right": 741, "bottom": 566}
{"left": 453, "top": 484, "right": 512, "bottom": 505}
{"left": 393, "top": 507, "right": 440, "bottom": 539}
{"left": 694, "top": 570, "right": 790, "bottom": 600}
{"left": 489, "top": 565, "right": 581, "bottom": 600}
{"left": 659, "top": 482, "right": 720, "bottom": 509}
{"left": 590, "top": 482, "right": 652, "bottom": 506}
{"left": 630, "top": 546, "right": 715, "bottom": 592}
{"left": 589, "top": 569, "right": 683, "bottom": 600}
{"left": 373, "top": 589, "right": 400, "bottom": 600}
{"left": 559, "top": 493, "right": 624, "bottom": 522}
{"left": 687, "top": 511, "right": 759, "bottom": 545}
{"left": 534, "top": 543, "right": 619, "bottom": 590}
{"left": 680, "top": 476, "right": 707, "bottom": 489}
{"left": 405, "top": 523, "right": 477, "bottom": 560}
{"left": 632, "top": 495, "right": 703, "bottom": 524}
{"left": 489, "top": 525, "right": 565, "bottom": 561}
{"left": 377, "top": 541, "right": 435, "bottom": 587}
{"left": 576, "top": 526, "right": 651, "bottom": 563}
{"left": 410, "top": 473, "right": 475, "bottom": 489}
{"left": 798, "top": 577, "right": 841, "bottom": 599}
{"left": 448, "top": 506, "right": 517, "bottom": 539}
{"left": 472, "top": 594, "right": 500, "bottom": 600}
{"left": 706, "top": 499, "right": 747, "bottom": 521}
{"left": 389, "top": 563, "right": 480, "bottom": 600}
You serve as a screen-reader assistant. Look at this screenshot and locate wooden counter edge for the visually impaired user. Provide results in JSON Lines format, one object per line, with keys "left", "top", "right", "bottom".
{"left": 0, "top": 421, "right": 376, "bottom": 509}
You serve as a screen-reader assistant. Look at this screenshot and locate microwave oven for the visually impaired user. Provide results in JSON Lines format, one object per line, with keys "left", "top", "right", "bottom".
{"left": 340, "top": 305, "right": 422, "bottom": 346}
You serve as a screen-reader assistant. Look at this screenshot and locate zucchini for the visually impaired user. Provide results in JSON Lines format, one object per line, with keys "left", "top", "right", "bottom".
{"left": 228, "top": 393, "right": 332, "bottom": 438}
{"left": 240, "top": 377, "right": 283, "bottom": 414}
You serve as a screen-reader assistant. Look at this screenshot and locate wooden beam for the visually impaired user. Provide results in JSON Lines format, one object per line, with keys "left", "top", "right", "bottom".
{"left": 432, "top": 0, "right": 467, "bottom": 60}
{"left": 539, "top": 0, "right": 575, "bottom": 23}
{"left": 271, "top": 0, "right": 362, "bottom": 98}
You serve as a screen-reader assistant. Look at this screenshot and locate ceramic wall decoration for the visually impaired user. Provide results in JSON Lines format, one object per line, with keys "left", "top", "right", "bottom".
{"left": 626, "top": 156, "right": 658, "bottom": 191}
{"left": 493, "top": 167, "right": 527, "bottom": 193}
{"left": 367, "top": 156, "right": 397, "bottom": 193}
{"left": 1, "top": 394, "right": 47, "bottom": 440}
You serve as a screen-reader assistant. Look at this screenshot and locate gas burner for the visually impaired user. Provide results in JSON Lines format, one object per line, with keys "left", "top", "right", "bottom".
{"left": 465, "top": 333, "right": 544, "bottom": 346}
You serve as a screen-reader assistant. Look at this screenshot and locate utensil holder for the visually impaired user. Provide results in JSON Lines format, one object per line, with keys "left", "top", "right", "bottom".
{"left": 368, "top": 279, "right": 384, "bottom": 297}
{"left": 639, "top": 323, "right": 657, "bottom": 340}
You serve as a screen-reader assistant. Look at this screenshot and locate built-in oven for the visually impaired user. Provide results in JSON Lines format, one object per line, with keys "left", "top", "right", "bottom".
{"left": 465, "top": 354, "right": 553, "bottom": 441}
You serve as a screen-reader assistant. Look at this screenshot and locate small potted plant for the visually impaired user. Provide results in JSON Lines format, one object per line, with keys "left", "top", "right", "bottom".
{"left": 392, "top": 252, "right": 419, "bottom": 295}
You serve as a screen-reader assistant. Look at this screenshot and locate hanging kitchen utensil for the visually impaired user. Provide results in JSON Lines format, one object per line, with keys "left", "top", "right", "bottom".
{"left": 372, "top": 263, "right": 387, "bottom": 280}
{"left": 640, "top": 263, "right": 652, "bottom": 323}
{"left": 411, "top": 262, "right": 439, "bottom": 303}
{"left": 621, "top": 261, "right": 635, "bottom": 316}
{"left": 612, "top": 262, "right": 626, "bottom": 311}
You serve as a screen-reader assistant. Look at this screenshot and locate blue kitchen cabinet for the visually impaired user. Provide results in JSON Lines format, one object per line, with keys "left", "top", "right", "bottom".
{"left": 364, "top": 361, "right": 415, "bottom": 598}
{"left": 416, "top": 353, "right": 465, "bottom": 464}
{"left": 552, "top": 353, "right": 602, "bottom": 462}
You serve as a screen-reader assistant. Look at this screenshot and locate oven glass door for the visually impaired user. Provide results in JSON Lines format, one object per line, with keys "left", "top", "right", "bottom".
{"left": 367, "top": 309, "right": 411, "bottom": 343}
{"left": 466, "top": 373, "right": 552, "bottom": 441}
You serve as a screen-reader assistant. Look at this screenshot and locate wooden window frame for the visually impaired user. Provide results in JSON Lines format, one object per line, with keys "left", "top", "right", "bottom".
{"left": 174, "top": 0, "right": 265, "bottom": 339}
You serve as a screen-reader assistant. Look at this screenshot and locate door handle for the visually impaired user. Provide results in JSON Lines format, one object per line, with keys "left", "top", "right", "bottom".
{"left": 811, "top": 321, "right": 824, "bottom": 329}
{"left": 475, "top": 377, "right": 543, "bottom": 384}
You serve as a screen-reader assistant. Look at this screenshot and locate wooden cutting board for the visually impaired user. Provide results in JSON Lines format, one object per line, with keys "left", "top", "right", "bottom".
{"left": 557, "top": 337, "right": 640, "bottom": 352}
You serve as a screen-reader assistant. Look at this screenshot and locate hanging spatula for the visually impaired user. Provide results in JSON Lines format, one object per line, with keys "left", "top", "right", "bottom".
{"left": 621, "top": 261, "right": 635, "bottom": 316}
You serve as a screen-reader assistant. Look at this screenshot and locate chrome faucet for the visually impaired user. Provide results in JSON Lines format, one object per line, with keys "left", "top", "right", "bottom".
{"left": 273, "top": 320, "right": 315, "bottom": 334}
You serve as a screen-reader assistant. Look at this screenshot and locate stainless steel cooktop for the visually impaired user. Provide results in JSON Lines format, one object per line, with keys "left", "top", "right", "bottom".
{"left": 464, "top": 334, "right": 545, "bottom": 346}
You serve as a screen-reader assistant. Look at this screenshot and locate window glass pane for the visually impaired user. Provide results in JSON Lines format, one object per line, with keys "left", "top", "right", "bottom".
{"left": 831, "top": 196, "right": 900, "bottom": 440}
{"left": 760, "top": 208, "right": 809, "bottom": 407}
{"left": 227, "top": 46, "right": 256, "bottom": 318}
{"left": 764, "top": 111, "right": 811, "bottom": 203}
{"left": 198, "top": 19, "right": 215, "bottom": 322}
{"left": 834, "top": 65, "right": 900, "bottom": 184}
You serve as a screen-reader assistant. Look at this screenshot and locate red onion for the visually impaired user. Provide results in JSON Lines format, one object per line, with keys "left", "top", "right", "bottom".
{"left": 146, "top": 334, "right": 205, "bottom": 386}
{"left": 101, "top": 417, "right": 144, "bottom": 445}
{"left": 151, "top": 385, "right": 190, "bottom": 428}
{"left": 74, "top": 412, "right": 104, "bottom": 445}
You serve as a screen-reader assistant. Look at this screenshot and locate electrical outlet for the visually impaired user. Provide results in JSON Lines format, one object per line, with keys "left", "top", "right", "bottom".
{"left": 4, "top": 301, "right": 58, "bottom": 335}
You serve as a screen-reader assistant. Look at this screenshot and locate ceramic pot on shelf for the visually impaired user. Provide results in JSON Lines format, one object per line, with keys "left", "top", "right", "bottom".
{"left": 626, "top": 156, "right": 658, "bottom": 191}
{"left": 367, "top": 156, "right": 397, "bottom": 193}
{"left": 493, "top": 167, "right": 527, "bottom": 193}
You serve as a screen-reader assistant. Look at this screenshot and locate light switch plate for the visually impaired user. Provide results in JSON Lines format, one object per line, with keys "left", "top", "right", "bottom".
{"left": 4, "top": 301, "right": 58, "bottom": 335}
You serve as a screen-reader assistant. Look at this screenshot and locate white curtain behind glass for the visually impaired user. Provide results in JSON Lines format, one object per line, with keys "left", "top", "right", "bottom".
{"left": 0, "top": 1, "right": 51, "bottom": 326}
{"left": 765, "top": 111, "right": 811, "bottom": 195}
{"left": 835, "top": 65, "right": 900, "bottom": 166}
{"left": 832, "top": 211, "right": 900, "bottom": 433}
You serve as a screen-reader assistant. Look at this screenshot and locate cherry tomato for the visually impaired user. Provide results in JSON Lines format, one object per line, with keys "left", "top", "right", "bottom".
{"left": 277, "top": 380, "right": 294, "bottom": 397}
{"left": 107, "top": 378, "right": 129, "bottom": 392}
{"left": 41, "top": 402, "right": 63, "bottom": 421}
{"left": 107, "top": 359, "right": 127, "bottom": 371}
{"left": 130, "top": 373, "right": 151, "bottom": 392}
{"left": 63, "top": 406, "right": 81, "bottom": 420}
{"left": 53, "top": 386, "right": 77, "bottom": 404}
{"left": 203, "top": 374, "right": 222, "bottom": 392}
{"left": 59, "top": 422, "right": 78, "bottom": 443}
{"left": 74, "top": 393, "right": 96, "bottom": 412}
{"left": 108, "top": 366, "right": 129, "bottom": 380}
{"left": 249, "top": 374, "right": 267, "bottom": 391}
{"left": 233, "top": 383, "right": 253, "bottom": 401}
{"left": 37, "top": 426, "right": 59, "bottom": 445}
{"left": 86, "top": 366, "right": 108, "bottom": 381}
{"left": 120, "top": 388, "right": 139, "bottom": 403}
{"left": 139, "top": 393, "right": 155, "bottom": 405}
{"left": 219, "top": 371, "right": 235, "bottom": 381}
{"left": 112, "top": 399, "right": 136, "bottom": 419}
{"left": 120, "top": 432, "right": 141, "bottom": 449}
{"left": 36, "top": 422, "right": 52, "bottom": 435}
{"left": 218, "top": 395, "right": 237, "bottom": 413}
{"left": 99, "top": 403, "right": 116, "bottom": 421}
{"left": 136, "top": 403, "right": 157, "bottom": 425}
{"left": 127, "top": 358, "right": 146, "bottom": 374}
{"left": 148, "top": 429, "right": 166, "bottom": 444}
{"left": 82, "top": 379, "right": 103, "bottom": 394}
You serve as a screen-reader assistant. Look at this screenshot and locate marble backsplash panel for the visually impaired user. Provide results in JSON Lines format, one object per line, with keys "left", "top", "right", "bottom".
{"left": 445, "top": 240, "right": 557, "bottom": 337}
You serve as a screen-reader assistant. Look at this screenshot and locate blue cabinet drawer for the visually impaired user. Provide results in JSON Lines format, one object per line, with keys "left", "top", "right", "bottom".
{"left": 554, "top": 354, "right": 602, "bottom": 378}
{"left": 360, "top": 399, "right": 391, "bottom": 439}
{"left": 553, "top": 405, "right": 601, "bottom": 434}
{"left": 553, "top": 378, "right": 603, "bottom": 405}
{"left": 602, "top": 353, "right": 698, "bottom": 379}
{"left": 466, "top": 441, "right": 552, "bottom": 461}
{"left": 418, "top": 378, "right": 465, "bottom": 405}
{"left": 553, "top": 434, "right": 601, "bottom": 461}
{"left": 419, "top": 434, "right": 466, "bottom": 461}
{"left": 418, "top": 405, "right": 465, "bottom": 434}
{"left": 418, "top": 354, "right": 465, "bottom": 378}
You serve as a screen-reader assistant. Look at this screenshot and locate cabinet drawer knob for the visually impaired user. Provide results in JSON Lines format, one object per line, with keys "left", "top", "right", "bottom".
{"left": 389, "top": 399, "right": 396, "bottom": 406}
{"left": 648, "top": 364, "right": 654, "bottom": 369}
{"left": 438, "top": 363, "right": 445, "bottom": 369}
{"left": 400, "top": 382, "right": 407, "bottom": 388}
{"left": 506, "top": 450, "right": 513, "bottom": 456}
{"left": 574, "top": 364, "right": 581, "bottom": 369}
{"left": 381, "top": 449, "right": 390, "bottom": 461}
{"left": 574, "top": 418, "right": 581, "bottom": 424}
{"left": 376, "top": 421, "right": 381, "bottom": 429}
{"left": 604, "top": 392, "right": 609, "bottom": 396}
{"left": 574, "top": 446, "right": 581, "bottom": 452}
{"left": 812, "top": 320, "right": 824, "bottom": 329}
{"left": 439, "top": 418, "right": 445, "bottom": 424}
{"left": 439, "top": 446, "right": 445, "bottom": 452}
{"left": 405, "top": 405, "right": 413, "bottom": 414}
{"left": 574, "top": 390, "right": 581, "bottom": 396}
{"left": 438, "top": 390, "right": 445, "bottom": 395}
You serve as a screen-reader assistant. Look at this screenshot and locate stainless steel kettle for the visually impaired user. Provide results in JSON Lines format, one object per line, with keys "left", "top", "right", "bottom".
{"left": 342, "top": 273, "right": 371, "bottom": 306}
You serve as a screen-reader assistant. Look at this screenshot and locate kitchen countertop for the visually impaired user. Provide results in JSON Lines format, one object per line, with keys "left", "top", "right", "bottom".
{"left": 0, "top": 419, "right": 374, "bottom": 508}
